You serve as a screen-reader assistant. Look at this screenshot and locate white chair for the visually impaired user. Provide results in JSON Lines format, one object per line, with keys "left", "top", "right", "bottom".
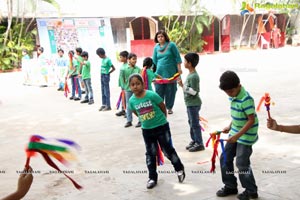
{"left": 260, "top": 35, "right": 270, "bottom": 49}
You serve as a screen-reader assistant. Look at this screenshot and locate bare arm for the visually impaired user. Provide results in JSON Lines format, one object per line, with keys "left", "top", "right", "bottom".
{"left": 267, "top": 118, "right": 300, "bottom": 134}
{"left": 2, "top": 167, "right": 33, "bottom": 200}
{"left": 109, "top": 65, "right": 116, "bottom": 74}
{"left": 158, "top": 102, "right": 167, "bottom": 117}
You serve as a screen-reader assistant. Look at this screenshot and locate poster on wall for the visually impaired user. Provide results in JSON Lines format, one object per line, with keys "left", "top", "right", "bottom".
{"left": 36, "top": 17, "right": 114, "bottom": 57}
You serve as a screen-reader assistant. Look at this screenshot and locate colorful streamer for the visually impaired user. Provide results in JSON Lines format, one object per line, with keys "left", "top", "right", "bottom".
{"left": 205, "top": 131, "right": 226, "bottom": 173}
{"left": 116, "top": 90, "right": 126, "bottom": 110}
{"left": 156, "top": 143, "right": 164, "bottom": 166}
{"left": 141, "top": 68, "right": 149, "bottom": 90}
{"left": 64, "top": 80, "right": 70, "bottom": 97}
{"left": 25, "top": 135, "right": 82, "bottom": 190}
{"left": 154, "top": 73, "right": 180, "bottom": 84}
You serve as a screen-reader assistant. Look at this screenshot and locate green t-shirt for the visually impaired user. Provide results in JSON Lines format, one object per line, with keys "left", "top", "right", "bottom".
{"left": 145, "top": 68, "right": 156, "bottom": 91}
{"left": 122, "top": 65, "right": 141, "bottom": 91}
{"left": 129, "top": 90, "right": 167, "bottom": 129}
{"left": 183, "top": 71, "right": 201, "bottom": 106}
{"left": 81, "top": 60, "right": 91, "bottom": 80}
{"left": 76, "top": 56, "right": 83, "bottom": 73}
{"left": 118, "top": 63, "right": 128, "bottom": 89}
{"left": 229, "top": 86, "right": 259, "bottom": 145}
{"left": 101, "top": 57, "right": 113, "bottom": 74}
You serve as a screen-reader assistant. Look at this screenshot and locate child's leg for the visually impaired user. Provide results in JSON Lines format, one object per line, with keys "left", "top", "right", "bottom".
{"left": 75, "top": 76, "right": 82, "bottom": 98}
{"left": 83, "top": 79, "right": 89, "bottom": 100}
{"left": 220, "top": 142, "right": 238, "bottom": 189}
{"left": 101, "top": 74, "right": 106, "bottom": 106}
{"left": 125, "top": 91, "right": 133, "bottom": 122}
{"left": 142, "top": 128, "right": 158, "bottom": 182}
{"left": 86, "top": 78, "right": 93, "bottom": 100}
{"left": 71, "top": 76, "right": 76, "bottom": 97}
{"left": 157, "top": 123, "right": 184, "bottom": 172}
{"left": 236, "top": 144, "right": 257, "bottom": 194}
{"left": 187, "top": 106, "right": 203, "bottom": 145}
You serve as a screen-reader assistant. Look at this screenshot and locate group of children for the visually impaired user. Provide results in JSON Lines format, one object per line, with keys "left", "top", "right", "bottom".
{"left": 18, "top": 47, "right": 300, "bottom": 200}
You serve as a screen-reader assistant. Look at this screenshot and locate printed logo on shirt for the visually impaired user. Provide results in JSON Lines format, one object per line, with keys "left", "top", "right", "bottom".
{"left": 135, "top": 100, "right": 155, "bottom": 122}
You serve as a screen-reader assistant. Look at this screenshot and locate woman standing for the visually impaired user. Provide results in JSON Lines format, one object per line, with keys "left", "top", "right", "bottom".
{"left": 152, "top": 30, "right": 182, "bottom": 114}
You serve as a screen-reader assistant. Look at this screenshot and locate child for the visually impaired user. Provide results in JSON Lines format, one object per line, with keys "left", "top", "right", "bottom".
{"left": 216, "top": 70, "right": 258, "bottom": 200}
{"left": 267, "top": 118, "right": 300, "bottom": 134}
{"left": 78, "top": 51, "right": 94, "bottom": 105}
{"left": 75, "top": 47, "right": 85, "bottom": 94}
{"left": 65, "top": 50, "right": 82, "bottom": 101}
{"left": 2, "top": 166, "right": 33, "bottom": 200}
{"left": 22, "top": 49, "right": 31, "bottom": 86}
{"left": 55, "top": 48, "right": 68, "bottom": 91}
{"left": 96, "top": 48, "right": 115, "bottom": 111}
{"left": 116, "top": 51, "right": 129, "bottom": 117}
{"left": 128, "top": 74, "right": 185, "bottom": 189}
{"left": 37, "top": 47, "right": 48, "bottom": 87}
{"left": 177, "top": 53, "right": 205, "bottom": 152}
{"left": 141, "top": 57, "right": 162, "bottom": 91}
{"left": 121, "top": 53, "right": 141, "bottom": 127}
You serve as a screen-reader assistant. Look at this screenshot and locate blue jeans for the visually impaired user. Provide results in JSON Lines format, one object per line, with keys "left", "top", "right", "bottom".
{"left": 187, "top": 106, "right": 203, "bottom": 145}
{"left": 220, "top": 142, "right": 257, "bottom": 193}
{"left": 125, "top": 91, "right": 133, "bottom": 122}
{"left": 70, "top": 75, "right": 81, "bottom": 98}
{"left": 142, "top": 123, "right": 184, "bottom": 182}
{"left": 155, "top": 82, "right": 177, "bottom": 110}
{"left": 83, "top": 78, "right": 93, "bottom": 100}
{"left": 101, "top": 74, "right": 111, "bottom": 107}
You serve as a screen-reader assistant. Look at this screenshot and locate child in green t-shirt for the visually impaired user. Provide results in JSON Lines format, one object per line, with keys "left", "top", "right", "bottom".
{"left": 78, "top": 51, "right": 94, "bottom": 105}
{"left": 96, "top": 48, "right": 115, "bottom": 111}
{"left": 116, "top": 51, "right": 129, "bottom": 117}
{"left": 177, "top": 53, "right": 204, "bottom": 152}
{"left": 128, "top": 73, "right": 185, "bottom": 189}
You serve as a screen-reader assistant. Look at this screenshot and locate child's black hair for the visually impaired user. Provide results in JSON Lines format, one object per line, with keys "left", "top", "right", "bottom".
{"left": 128, "top": 53, "right": 137, "bottom": 59}
{"left": 143, "top": 57, "right": 153, "bottom": 69}
{"left": 57, "top": 48, "right": 64, "bottom": 53}
{"left": 219, "top": 70, "right": 240, "bottom": 90}
{"left": 38, "top": 47, "right": 44, "bottom": 53}
{"left": 96, "top": 48, "right": 105, "bottom": 56}
{"left": 129, "top": 73, "right": 144, "bottom": 85}
{"left": 184, "top": 53, "right": 199, "bottom": 68}
{"left": 119, "top": 51, "right": 129, "bottom": 58}
{"left": 81, "top": 51, "right": 89, "bottom": 58}
{"left": 75, "top": 47, "right": 82, "bottom": 54}
{"left": 68, "top": 50, "right": 74, "bottom": 56}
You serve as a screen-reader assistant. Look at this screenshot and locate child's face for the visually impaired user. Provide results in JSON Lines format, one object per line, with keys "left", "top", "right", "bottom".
{"left": 184, "top": 59, "right": 191, "bottom": 69}
{"left": 119, "top": 56, "right": 127, "bottom": 63}
{"left": 129, "top": 77, "right": 144, "bottom": 95}
{"left": 128, "top": 56, "right": 137, "bottom": 66}
{"left": 58, "top": 51, "right": 64, "bottom": 57}
{"left": 98, "top": 54, "right": 104, "bottom": 59}
{"left": 224, "top": 85, "right": 241, "bottom": 97}
{"left": 83, "top": 56, "right": 88, "bottom": 61}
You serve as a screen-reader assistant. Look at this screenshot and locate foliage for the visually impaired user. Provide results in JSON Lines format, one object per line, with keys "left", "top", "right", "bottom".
{"left": 159, "top": 0, "right": 213, "bottom": 53}
{"left": 0, "top": 21, "right": 36, "bottom": 71}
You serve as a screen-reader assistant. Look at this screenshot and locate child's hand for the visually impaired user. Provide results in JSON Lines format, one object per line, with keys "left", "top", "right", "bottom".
{"left": 177, "top": 78, "right": 183, "bottom": 87}
{"left": 225, "top": 135, "right": 238, "bottom": 143}
{"left": 17, "top": 166, "right": 33, "bottom": 198}
{"left": 222, "top": 126, "right": 231, "bottom": 133}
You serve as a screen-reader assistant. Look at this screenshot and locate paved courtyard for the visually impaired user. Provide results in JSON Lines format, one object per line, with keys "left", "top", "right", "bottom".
{"left": 0, "top": 46, "right": 299, "bottom": 200}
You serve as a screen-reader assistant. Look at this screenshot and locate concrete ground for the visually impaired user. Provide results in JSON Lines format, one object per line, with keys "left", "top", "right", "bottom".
{"left": 0, "top": 46, "right": 299, "bottom": 200}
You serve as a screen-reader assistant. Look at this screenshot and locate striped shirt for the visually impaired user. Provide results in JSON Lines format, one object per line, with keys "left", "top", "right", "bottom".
{"left": 229, "top": 86, "right": 259, "bottom": 145}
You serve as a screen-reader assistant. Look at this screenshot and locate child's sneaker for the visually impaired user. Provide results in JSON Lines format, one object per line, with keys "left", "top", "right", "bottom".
{"left": 177, "top": 170, "right": 185, "bottom": 183}
{"left": 185, "top": 141, "right": 195, "bottom": 150}
{"left": 116, "top": 110, "right": 126, "bottom": 116}
{"left": 189, "top": 143, "right": 205, "bottom": 152}
{"left": 237, "top": 190, "right": 258, "bottom": 200}
{"left": 216, "top": 187, "right": 238, "bottom": 197}
{"left": 146, "top": 179, "right": 157, "bottom": 189}
{"left": 99, "top": 106, "right": 105, "bottom": 111}
{"left": 80, "top": 99, "right": 89, "bottom": 104}
{"left": 88, "top": 99, "right": 94, "bottom": 105}
{"left": 102, "top": 107, "right": 111, "bottom": 111}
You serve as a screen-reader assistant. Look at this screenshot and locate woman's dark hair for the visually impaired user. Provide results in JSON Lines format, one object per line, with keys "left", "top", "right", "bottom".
{"left": 154, "top": 30, "right": 170, "bottom": 43}
{"left": 129, "top": 73, "right": 144, "bottom": 85}
{"left": 219, "top": 70, "right": 240, "bottom": 90}
{"left": 143, "top": 57, "right": 153, "bottom": 69}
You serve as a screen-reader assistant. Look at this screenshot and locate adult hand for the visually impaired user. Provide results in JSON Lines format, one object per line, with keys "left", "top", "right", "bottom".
{"left": 16, "top": 166, "right": 33, "bottom": 198}
{"left": 267, "top": 118, "right": 278, "bottom": 131}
